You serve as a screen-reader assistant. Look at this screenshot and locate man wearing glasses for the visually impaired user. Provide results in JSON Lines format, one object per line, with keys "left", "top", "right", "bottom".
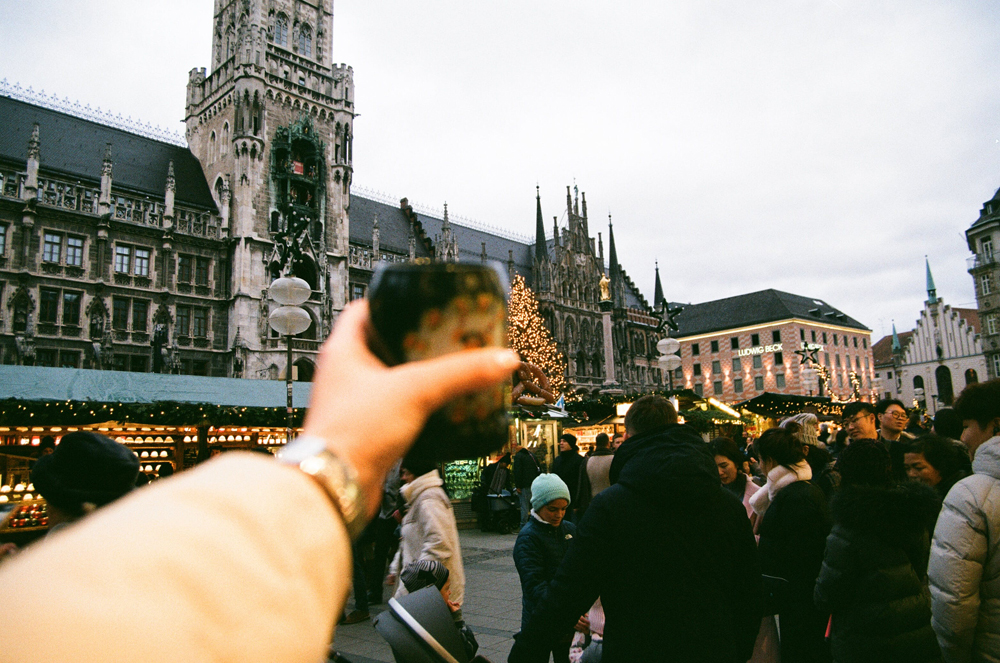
{"left": 876, "top": 398, "right": 914, "bottom": 481}
{"left": 840, "top": 401, "right": 907, "bottom": 481}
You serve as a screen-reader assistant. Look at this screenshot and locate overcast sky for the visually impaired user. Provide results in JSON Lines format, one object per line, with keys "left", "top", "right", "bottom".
{"left": 3, "top": 0, "right": 1000, "bottom": 341}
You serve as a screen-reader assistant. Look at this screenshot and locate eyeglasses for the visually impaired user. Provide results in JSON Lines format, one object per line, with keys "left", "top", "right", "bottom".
{"left": 842, "top": 413, "right": 872, "bottom": 427}
{"left": 885, "top": 411, "right": 909, "bottom": 420}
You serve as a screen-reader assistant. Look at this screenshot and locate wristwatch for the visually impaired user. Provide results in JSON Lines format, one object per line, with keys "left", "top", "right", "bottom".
{"left": 278, "top": 435, "right": 369, "bottom": 540}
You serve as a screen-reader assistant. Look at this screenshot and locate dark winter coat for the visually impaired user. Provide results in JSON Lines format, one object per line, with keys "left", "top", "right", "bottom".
{"left": 814, "top": 482, "right": 941, "bottom": 663}
{"left": 512, "top": 449, "right": 540, "bottom": 491}
{"left": 758, "top": 478, "right": 832, "bottom": 662}
{"left": 508, "top": 424, "right": 762, "bottom": 663}
{"left": 806, "top": 445, "right": 841, "bottom": 500}
{"left": 552, "top": 449, "right": 584, "bottom": 507}
{"left": 513, "top": 516, "right": 577, "bottom": 630}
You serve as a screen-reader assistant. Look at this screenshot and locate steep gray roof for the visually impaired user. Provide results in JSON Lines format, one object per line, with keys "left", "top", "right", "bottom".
{"left": 348, "top": 195, "right": 432, "bottom": 258}
{"left": 416, "top": 210, "right": 534, "bottom": 274}
{"left": 673, "top": 289, "right": 870, "bottom": 337}
{"left": 0, "top": 95, "right": 217, "bottom": 210}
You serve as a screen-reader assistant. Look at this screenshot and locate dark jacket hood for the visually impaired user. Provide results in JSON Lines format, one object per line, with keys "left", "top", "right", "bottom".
{"left": 831, "top": 481, "right": 940, "bottom": 539}
{"left": 609, "top": 424, "right": 719, "bottom": 499}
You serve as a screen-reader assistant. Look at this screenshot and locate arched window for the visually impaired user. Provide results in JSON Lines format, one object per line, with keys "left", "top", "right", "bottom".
{"left": 221, "top": 122, "right": 229, "bottom": 156}
{"left": 209, "top": 131, "right": 217, "bottom": 162}
{"left": 299, "top": 24, "right": 312, "bottom": 57}
{"left": 270, "top": 211, "right": 280, "bottom": 233}
{"left": 935, "top": 366, "right": 954, "bottom": 406}
{"left": 214, "top": 177, "right": 226, "bottom": 207}
{"left": 275, "top": 14, "right": 288, "bottom": 47}
{"left": 965, "top": 368, "right": 979, "bottom": 385}
{"left": 293, "top": 358, "right": 315, "bottom": 382}
{"left": 226, "top": 28, "right": 234, "bottom": 59}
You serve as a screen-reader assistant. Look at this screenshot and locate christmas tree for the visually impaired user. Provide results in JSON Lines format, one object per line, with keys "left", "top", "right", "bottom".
{"left": 507, "top": 274, "right": 566, "bottom": 395}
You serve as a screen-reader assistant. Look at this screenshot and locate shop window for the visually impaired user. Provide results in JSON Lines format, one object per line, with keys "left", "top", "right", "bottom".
{"left": 752, "top": 355, "right": 762, "bottom": 369}
{"left": 66, "top": 236, "right": 84, "bottom": 267}
{"left": 774, "top": 352, "right": 784, "bottom": 365}
{"left": 710, "top": 340, "right": 719, "bottom": 353}
{"left": 62, "top": 292, "right": 81, "bottom": 326}
{"left": 733, "top": 378, "right": 743, "bottom": 393}
{"left": 731, "top": 337, "right": 739, "bottom": 350}
{"left": 751, "top": 333, "right": 760, "bottom": 346}
{"left": 732, "top": 357, "right": 742, "bottom": 372}
{"left": 772, "top": 330, "right": 781, "bottom": 343}
{"left": 693, "top": 363, "right": 701, "bottom": 376}
{"left": 691, "top": 343, "right": 699, "bottom": 356}
{"left": 755, "top": 376, "right": 764, "bottom": 391}
{"left": 694, "top": 383, "right": 703, "bottom": 397}
{"left": 39, "top": 288, "right": 60, "bottom": 324}
{"left": 775, "top": 373, "right": 785, "bottom": 388}
{"left": 712, "top": 360, "right": 721, "bottom": 375}
{"left": 43, "top": 232, "right": 62, "bottom": 263}
{"left": 713, "top": 381, "right": 723, "bottom": 395}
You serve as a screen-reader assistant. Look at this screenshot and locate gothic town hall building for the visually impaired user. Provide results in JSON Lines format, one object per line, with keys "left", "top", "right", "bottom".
{"left": 0, "top": 0, "right": 667, "bottom": 395}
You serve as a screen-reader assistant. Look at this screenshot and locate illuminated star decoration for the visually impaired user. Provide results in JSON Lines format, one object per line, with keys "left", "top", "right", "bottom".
{"left": 795, "top": 344, "right": 819, "bottom": 366}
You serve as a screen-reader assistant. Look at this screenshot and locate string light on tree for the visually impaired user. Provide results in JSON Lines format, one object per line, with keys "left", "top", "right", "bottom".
{"left": 507, "top": 274, "right": 567, "bottom": 395}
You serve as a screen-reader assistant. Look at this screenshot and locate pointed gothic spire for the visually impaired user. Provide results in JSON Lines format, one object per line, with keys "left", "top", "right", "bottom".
{"left": 608, "top": 213, "right": 621, "bottom": 307}
{"left": 891, "top": 322, "right": 901, "bottom": 354}
{"left": 552, "top": 216, "right": 559, "bottom": 248}
{"left": 653, "top": 260, "right": 665, "bottom": 310}
{"left": 925, "top": 256, "right": 938, "bottom": 305}
{"left": 27, "top": 123, "right": 40, "bottom": 160}
{"left": 166, "top": 160, "right": 176, "bottom": 192}
{"left": 535, "top": 185, "right": 547, "bottom": 264}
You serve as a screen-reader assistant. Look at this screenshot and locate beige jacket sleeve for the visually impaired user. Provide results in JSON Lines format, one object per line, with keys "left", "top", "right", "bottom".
{"left": 0, "top": 453, "right": 351, "bottom": 663}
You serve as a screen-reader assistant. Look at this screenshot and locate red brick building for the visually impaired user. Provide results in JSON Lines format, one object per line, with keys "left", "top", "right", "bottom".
{"left": 671, "top": 290, "right": 875, "bottom": 404}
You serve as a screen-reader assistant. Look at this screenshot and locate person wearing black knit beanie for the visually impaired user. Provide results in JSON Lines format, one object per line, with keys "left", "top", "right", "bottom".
{"left": 31, "top": 431, "right": 140, "bottom": 528}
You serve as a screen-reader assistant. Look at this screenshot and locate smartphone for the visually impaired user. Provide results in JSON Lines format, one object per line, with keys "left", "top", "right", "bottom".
{"left": 366, "top": 262, "right": 511, "bottom": 463}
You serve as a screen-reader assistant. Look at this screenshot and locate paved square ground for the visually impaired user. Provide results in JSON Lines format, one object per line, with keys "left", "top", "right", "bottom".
{"left": 331, "top": 528, "right": 522, "bottom": 663}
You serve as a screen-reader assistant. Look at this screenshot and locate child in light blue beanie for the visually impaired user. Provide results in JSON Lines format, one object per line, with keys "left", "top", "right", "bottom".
{"left": 513, "top": 472, "right": 577, "bottom": 658}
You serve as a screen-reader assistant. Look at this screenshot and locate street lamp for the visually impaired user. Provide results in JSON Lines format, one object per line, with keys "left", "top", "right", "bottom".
{"left": 655, "top": 337, "right": 682, "bottom": 392}
{"left": 268, "top": 276, "right": 312, "bottom": 444}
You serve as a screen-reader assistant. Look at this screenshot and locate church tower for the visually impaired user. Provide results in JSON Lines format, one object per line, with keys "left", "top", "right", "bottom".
{"left": 184, "top": 0, "right": 354, "bottom": 380}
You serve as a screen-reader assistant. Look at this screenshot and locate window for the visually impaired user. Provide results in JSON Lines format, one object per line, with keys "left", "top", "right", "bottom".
{"left": 710, "top": 340, "right": 719, "bottom": 353}
{"left": 775, "top": 373, "right": 785, "bottom": 388}
{"left": 712, "top": 360, "right": 721, "bottom": 375}
{"left": 800, "top": 328, "right": 805, "bottom": 341}
{"left": 36, "top": 349, "right": 58, "bottom": 367}
{"left": 732, "top": 357, "right": 742, "bottom": 372}
{"left": 835, "top": 354, "right": 841, "bottom": 367}
{"left": 63, "top": 292, "right": 81, "bottom": 326}
{"left": 863, "top": 338, "right": 867, "bottom": 349}
{"left": 66, "top": 236, "right": 83, "bottom": 267}
{"left": 982, "top": 237, "right": 993, "bottom": 256}
{"left": 987, "top": 314, "right": 999, "bottom": 336}
{"left": 134, "top": 248, "right": 150, "bottom": 277}
{"left": 713, "top": 381, "right": 723, "bottom": 395}
{"left": 853, "top": 337, "right": 858, "bottom": 348}
{"left": 43, "top": 233, "right": 61, "bottom": 263}
{"left": 193, "top": 308, "right": 208, "bottom": 337}
{"left": 731, "top": 337, "right": 739, "bottom": 350}
{"left": 772, "top": 330, "right": 781, "bottom": 343}
{"left": 733, "top": 378, "right": 743, "bottom": 393}
{"left": 693, "top": 363, "right": 702, "bottom": 376}
{"left": 59, "top": 350, "right": 80, "bottom": 368}
{"left": 982, "top": 274, "right": 993, "bottom": 296}
{"left": 993, "top": 355, "right": 1000, "bottom": 378}
{"left": 833, "top": 334, "right": 838, "bottom": 346}
{"left": 675, "top": 367, "right": 683, "bottom": 380}
{"left": 838, "top": 374, "right": 844, "bottom": 388}
{"left": 694, "top": 383, "right": 703, "bottom": 397}
{"left": 752, "top": 355, "right": 762, "bottom": 369}
{"left": 176, "top": 305, "right": 191, "bottom": 336}
{"left": 113, "top": 297, "right": 130, "bottom": 330}
{"left": 195, "top": 258, "right": 210, "bottom": 286}
{"left": 824, "top": 352, "right": 830, "bottom": 366}
{"left": 822, "top": 332, "right": 828, "bottom": 344}
{"left": 0, "top": 224, "right": 6, "bottom": 256}
{"left": 275, "top": 15, "right": 288, "bottom": 47}
{"left": 754, "top": 376, "right": 764, "bottom": 391}
{"left": 114, "top": 245, "right": 131, "bottom": 273}
{"left": 350, "top": 283, "right": 366, "bottom": 301}
{"left": 811, "top": 330, "right": 817, "bottom": 342}
{"left": 39, "top": 288, "right": 60, "bottom": 324}
{"left": 691, "top": 343, "right": 700, "bottom": 356}
{"left": 887, "top": 371, "right": 893, "bottom": 379}
{"left": 299, "top": 25, "right": 311, "bottom": 56}
{"left": 132, "top": 300, "right": 148, "bottom": 332}
{"left": 751, "top": 333, "right": 760, "bottom": 346}
{"left": 774, "top": 351, "right": 784, "bottom": 365}
{"left": 178, "top": 255, "right": 193, "bottom": 283}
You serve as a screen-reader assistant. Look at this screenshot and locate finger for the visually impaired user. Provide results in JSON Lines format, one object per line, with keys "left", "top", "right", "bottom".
{"left": 391, "top": 348, "right": 521, "bottom": 413}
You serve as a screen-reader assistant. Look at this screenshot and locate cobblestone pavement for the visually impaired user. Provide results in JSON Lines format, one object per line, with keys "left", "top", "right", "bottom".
{"left": 331, "top": 528, "right": 521, "bottom": 663}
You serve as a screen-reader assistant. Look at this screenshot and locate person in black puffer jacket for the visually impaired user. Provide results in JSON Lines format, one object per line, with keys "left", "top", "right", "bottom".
{"left": 814, "top": 440, "right": 942, "bottom": 663}
{"left": 509, "top": 396, "right": 761, "bottom": 663}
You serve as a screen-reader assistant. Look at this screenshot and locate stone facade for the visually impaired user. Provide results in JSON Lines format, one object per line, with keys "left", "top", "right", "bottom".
{"left": 966, "top": 186, "right": 1000, "bottom": 380}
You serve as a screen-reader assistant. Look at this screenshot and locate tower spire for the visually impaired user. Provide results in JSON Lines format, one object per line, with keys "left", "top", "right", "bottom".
{"left": 653, "top": 260, "right": 665, "bottom": 310}
{"left": 891, "top": 322, "right": 902, "bottom": 354}
{"left": 535, "top": 185, "right": 547, "bottom": 264}
{"left": 608, "top": 213, "right": 621, "bottom": 306}
{"left": 926, "top": 256, "right": 938, "bottom": 305}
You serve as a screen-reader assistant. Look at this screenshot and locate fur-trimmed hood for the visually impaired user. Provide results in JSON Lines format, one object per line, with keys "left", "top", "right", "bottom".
{"left": 831, "top": 481, "right": 940, "bottom": 538}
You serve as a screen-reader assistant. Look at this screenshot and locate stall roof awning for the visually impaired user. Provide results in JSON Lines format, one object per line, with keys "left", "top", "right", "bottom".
{"left": 735, "top": 392, "right": 846, "bottom": 419}
{"left": 0, "top": 366, "right": 312, "bottom": 408}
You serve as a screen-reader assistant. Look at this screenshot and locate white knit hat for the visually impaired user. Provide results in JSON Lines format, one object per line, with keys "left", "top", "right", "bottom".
{"left": 780, "top": 413, "right": 820, "bottom": 447}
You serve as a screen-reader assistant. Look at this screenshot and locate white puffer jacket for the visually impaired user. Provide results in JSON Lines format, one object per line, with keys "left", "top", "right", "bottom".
{"left": 389, "top": 470, "right": 465, "bottom": 606}
{"left": 929, "top": 435, "right": 1000, "bottom": 663}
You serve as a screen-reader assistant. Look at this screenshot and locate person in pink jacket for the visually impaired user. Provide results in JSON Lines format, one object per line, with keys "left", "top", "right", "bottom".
{"left": 0, "top": 300, "right": 520, "bottom": 663}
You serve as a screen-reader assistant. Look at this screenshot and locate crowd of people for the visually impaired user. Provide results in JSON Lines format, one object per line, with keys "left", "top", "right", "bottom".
{"left": 0, "top": 299, "right": 998, "bottom": 663}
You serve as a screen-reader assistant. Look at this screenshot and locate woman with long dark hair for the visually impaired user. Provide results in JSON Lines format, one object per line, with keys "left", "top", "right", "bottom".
{"left": 752, "top": 427, "right": 831, "bottom": 662}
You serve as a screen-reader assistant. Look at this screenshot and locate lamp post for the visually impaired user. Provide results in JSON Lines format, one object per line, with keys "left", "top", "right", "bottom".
{"left": 655, "top": 336, "right": 682, "bottom": 393}
{"left": 268, "top": 276, "right": 312, "bottom": 444}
